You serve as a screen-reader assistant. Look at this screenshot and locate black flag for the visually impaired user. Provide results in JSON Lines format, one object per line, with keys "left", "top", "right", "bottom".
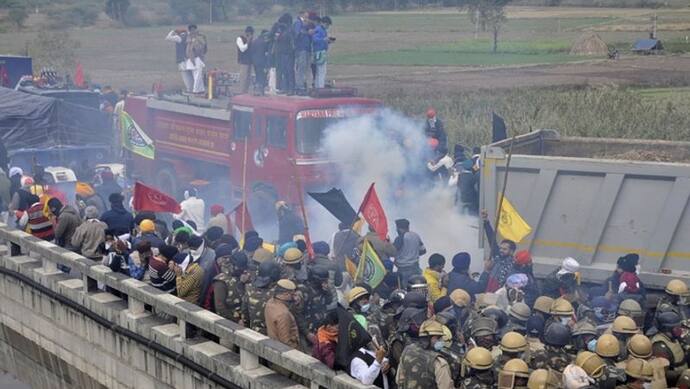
{"left": 492, "top": 112, "right": 507, "bottom": 143}
{"left": 308, "top": 188, "right": 358, "bottom": 225}
{"left": 334, "top": 305, "right": 372, "bottom": 369}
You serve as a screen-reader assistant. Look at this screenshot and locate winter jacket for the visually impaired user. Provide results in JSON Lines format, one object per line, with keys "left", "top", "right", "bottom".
{"left": 100, "top": 204, "right": 134, "bottom": 236}
{"left": 0, "top": 170, "right": 11, "bottom": 210}
{"left": 424, "top": 118, "right": 448, "bottom": 150}
{"left": 309, "top": 254, "right": 343, "bottom": 288}
{"left": 423, "top": 268, "right": 447, "bottom": 303}
{"left": 176, "top": 262, "right": 204, "bottom": 304}
{"left": 54, "top": 205, "right": 82, "bottom": 248}
{"left": 95, "top": 180, "right": 122, "bottom": 205}
{"left": 312, "top": 25, "right": 329, "bottom": 52}
{"left": 278, "top": 209, "right": 304, "bottom": 245}
{"left": 250, "top": 36, "right": 269, "bottom": 68}
{"left": 448, "top": 270, "right": 489, "bottom": 301}
{"left": 358, "top": 232, "right": 397, "bottom": 262}
{"left": 194, "top": 245, "right": 217, "bottom": 306}
{"left": 71, "top": 219, "right": 107, "bottom": 259}
{"left": 293, "top": 18, "right": 312, "bottom": 52}
{"left": 134, "top": 232, "right": 165, "bottom": 249}
{"left": 27, "top": 202, "right": 55, "bottom": 241}
{"left": 265, "top": 297, "right": 300, "bottom": 349}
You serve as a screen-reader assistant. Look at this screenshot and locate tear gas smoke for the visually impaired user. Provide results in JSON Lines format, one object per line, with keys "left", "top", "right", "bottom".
{"left": 308, "top": 108, "right": 484, "bottom": 273}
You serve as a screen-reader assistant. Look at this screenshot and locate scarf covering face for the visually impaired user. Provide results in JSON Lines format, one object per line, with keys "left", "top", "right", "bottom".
{"left": 317, "top": 326, "right": 338, "bottom": 344}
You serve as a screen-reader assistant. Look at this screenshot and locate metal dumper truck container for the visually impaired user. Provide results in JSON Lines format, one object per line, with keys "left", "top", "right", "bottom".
{"left": 479, "top": 129, "right": 690, "bottom": 288}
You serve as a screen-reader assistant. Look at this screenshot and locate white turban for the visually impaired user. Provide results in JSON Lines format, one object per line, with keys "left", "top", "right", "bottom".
{"left": 558, "top": 257, "right": 580, "bottom": 276}
{"left": 563, "top": 364, "right": 594, "bottom": 389}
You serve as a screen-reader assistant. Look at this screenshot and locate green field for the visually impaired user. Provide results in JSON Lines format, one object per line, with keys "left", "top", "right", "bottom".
{"left": 332, "top": 39, "right": 580, "bottom": 66}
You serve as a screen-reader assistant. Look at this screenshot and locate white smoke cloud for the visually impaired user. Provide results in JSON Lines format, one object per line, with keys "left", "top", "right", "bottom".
{"left": 308, "top": 109, "right": 484, "bottom": 273}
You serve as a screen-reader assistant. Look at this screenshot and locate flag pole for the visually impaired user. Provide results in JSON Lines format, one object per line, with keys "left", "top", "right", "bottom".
{"left": 241, "top": 138, "right": 249, "bottom": 234}
{"left": 291, "top": 159, "right": 313, "bottom": 259}
{"left": 494, "top": 135, "right": 517, "bottom": 233}
{"left": 333, "top": 182, "right": 376, "bottom": 270}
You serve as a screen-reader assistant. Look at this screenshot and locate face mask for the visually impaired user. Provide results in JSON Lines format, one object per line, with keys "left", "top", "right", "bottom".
{"left": 433, "top": 340, "right": 445, "bottom": 351}
{"left": 560, "top": 317, "right": 570, "bottom": 325}
{"left": 587, "top": 339, "right": 597, "bottom": 352}
{"left": 360, "top": 303, "right": 371, "bottom": 314}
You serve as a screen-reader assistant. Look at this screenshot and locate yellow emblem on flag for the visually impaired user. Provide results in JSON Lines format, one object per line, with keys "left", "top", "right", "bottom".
{"left": 497, "top": 196, "right": 532, "bottom": 243}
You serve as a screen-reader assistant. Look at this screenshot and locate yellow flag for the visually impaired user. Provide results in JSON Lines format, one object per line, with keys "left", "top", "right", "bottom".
{"left": 497, "top": 197, "right": 532, "bottom": 243}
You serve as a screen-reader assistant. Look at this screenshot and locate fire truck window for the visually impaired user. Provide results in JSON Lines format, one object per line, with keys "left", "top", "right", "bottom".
{"left": 296, "top": 117, "right": 337, "bottom": 154}
{"left": 232, "top": 110, "right": 252, "bottom": 139}
{"left": 266, "top": 116, "right": 287, "bottom": 148}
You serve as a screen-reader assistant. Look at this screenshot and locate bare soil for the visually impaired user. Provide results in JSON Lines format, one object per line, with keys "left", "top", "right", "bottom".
{"left": 336, "top": 54, "right": 690, "bottom": 95}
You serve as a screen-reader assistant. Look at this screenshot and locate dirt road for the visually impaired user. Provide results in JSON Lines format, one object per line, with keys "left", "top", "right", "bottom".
{"left": 333, "top": 54, "right": 690, "bottom": 94}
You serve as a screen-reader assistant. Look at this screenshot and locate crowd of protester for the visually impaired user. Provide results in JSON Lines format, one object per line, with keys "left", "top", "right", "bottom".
{"left": 6, "top": 164, "right": 690, "bottom": 389}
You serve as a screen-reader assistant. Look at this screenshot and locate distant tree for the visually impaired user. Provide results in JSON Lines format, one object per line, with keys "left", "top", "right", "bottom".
{"left": 253, "top": 0, "right": 272, "bottom": 14}
{"left": 168, "top": 0, "right": 207, "bottom": 23}
{"left": 3, "top": 0, "right": 29, "bottom": 29}
{"left": 29, "top": 30, "right": 81, "bottom": 74}
{"left": 459, "top": 0, "right": 511, "bottom": 52}
{"left": 105, "top": 0, "right": 130, "bottom": 23}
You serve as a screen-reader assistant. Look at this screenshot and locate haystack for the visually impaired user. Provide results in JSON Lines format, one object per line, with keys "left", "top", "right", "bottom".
{"left": 570, "top": 33, "right": 609, "bottom": 56}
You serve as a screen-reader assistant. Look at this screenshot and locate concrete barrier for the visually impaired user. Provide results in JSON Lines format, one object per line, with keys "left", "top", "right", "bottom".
{"left": 0, "top": 224, "right": 375, "bottom": 389}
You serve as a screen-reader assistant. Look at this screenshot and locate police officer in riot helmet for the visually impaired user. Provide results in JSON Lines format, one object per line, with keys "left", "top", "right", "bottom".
{"left": 407, "top": 274, "right": 429, "bottom": 300}
{"left": 651, "top": 311, "right": 688, "bottom": 385}
{"left": 396, "top": 319, "right": 454, "bottom": 389}
{"left": 498, "top": 359, "right": 530, "bottom": 389}
{"left": 610, "top": 315, "right": 638, "bottom": 360}
{"left": 242, "top": 260, "right": 281, "bottom": 333}
{"left": 460, "top": 346, "right": 495, "bottom": 388}
{"left": 301, "top": 265, "right": 337, "bottom": 336}
{"left": 540, "top": 322, "right": 573, "bottom": 371}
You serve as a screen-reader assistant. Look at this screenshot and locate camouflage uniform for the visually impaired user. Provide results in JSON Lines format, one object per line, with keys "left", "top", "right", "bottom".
{"left": 460, "top": 370, "right": 495, "bottom": 389}
{"left": 600, "top": 359, "right": 626, "bottom": 389}
{"left": 438, "top": 343, "right": 464, "bottom": 384}
{"left": 396, "top": 343, "right": 446, "bottom": 389}
{"left": 369, "top": 305, "right": 398, "bottom": 342}
{"left": 299, "top": 282, "right": 337, "bottom": 334}
{"left": 281, "top": 264, "right": 308, "bottom": 283}
{"left": 241, "top": 282, "right": 274, "bottom": 334}
{"left": 213, "top": 258, "right": 246, "bottom": 322}
{"left": 544, "top": 345, "right": 572, "bottom": 371}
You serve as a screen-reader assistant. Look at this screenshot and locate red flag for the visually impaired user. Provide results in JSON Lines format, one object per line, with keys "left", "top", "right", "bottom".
{"left": 358, "top": 183, "right": 388, "bottom": 241}
{"left": 232, "top": 202, "right": 254, "bottom": 235}
{"left": 74, "top": 63, "right": 85, "bottom": 88}
{"left": 132, "top": 182, "right": 181, "bottom": 213}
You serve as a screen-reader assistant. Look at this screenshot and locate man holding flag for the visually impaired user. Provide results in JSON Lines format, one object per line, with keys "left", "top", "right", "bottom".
{"left": 481, "top": 200, "right": 531, "bottom": 293}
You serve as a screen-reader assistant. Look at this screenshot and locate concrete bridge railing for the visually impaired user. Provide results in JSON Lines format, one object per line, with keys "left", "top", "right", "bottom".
{"left": 0, "top": 224, "right": 374, "bottom": 389}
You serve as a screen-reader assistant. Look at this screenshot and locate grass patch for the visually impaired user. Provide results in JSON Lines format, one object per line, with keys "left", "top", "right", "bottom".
{"left": 371, "top": 86, "right": 690, "bottom": 147}
{"left": 332, "top": 39, "right": 587, "bottom": 66}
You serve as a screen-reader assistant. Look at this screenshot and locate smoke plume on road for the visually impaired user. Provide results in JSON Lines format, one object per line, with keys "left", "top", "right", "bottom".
{"left": 311, "top": 109, "right": 483, "bottom": 272}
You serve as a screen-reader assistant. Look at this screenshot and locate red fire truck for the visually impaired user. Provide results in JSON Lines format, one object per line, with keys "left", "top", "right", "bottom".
{"left": 124, "top": 91, "right": 382, "bottom": 211}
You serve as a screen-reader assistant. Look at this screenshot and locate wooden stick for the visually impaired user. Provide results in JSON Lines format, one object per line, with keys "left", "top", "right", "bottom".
{"left": 291, "top": 159, "right": 312, "bottom": 259}
{"left": 494, "top": 135, "right": 517, "bottom": 233}
{"left": 241, "top": 137, "right": 249, "bottom": 234}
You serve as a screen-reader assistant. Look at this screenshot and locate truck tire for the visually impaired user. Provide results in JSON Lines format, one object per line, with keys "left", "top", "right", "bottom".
{"left": 156, "top": 167, "right": 178, "bottom": 198}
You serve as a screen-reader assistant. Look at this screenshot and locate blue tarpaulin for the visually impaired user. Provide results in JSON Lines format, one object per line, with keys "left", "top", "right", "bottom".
{"left": 632, "top": 39, "right": 663, "bottom": 52}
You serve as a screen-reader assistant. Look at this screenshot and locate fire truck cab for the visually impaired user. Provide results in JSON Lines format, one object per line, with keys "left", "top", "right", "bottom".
{"left": 125, "top": 91, "right": 382, "bottom": 210}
